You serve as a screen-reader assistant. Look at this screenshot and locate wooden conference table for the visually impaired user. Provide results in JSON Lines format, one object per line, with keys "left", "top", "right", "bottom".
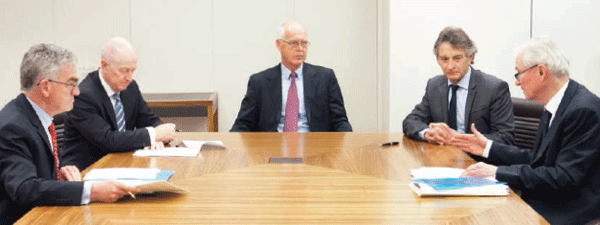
{"left": 17, "top": 132, "right": 548, "bottom": 224}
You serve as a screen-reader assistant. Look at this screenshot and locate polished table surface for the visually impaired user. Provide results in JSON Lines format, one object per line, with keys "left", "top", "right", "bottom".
{"left": 17, "top": 132, "right": 548, "bottom": 224}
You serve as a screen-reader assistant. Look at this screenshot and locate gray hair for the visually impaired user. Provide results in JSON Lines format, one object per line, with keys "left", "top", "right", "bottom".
{"left": 516, "top": 37, "right": 570, "bottom": 78}
{"left": 278, "top": 21, "right": 307, "bottom": 40}
{"left": 20, "top": 43, "right": 77, "bottom": 92}
{"left": 101, "top": 37, "right": 135, "bottom": 62}
{"left": 433, "top": 26, "right": 477, "bottom": 64}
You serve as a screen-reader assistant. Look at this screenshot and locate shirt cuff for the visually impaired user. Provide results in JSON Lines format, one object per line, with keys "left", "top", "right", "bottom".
{"left": 81, "top": 181, "right": 92, "bottom": 205}
{"left": 419, "top": 128, "right": 429, "bottom": 140}
{"left": 482, "top": 140, "right": 493, "bottom": 158}
{"left": 146, "top": 127, "right": 156, "bottom": 147}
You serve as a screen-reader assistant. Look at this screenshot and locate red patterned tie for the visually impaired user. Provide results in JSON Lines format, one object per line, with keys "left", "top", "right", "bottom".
{"left": 48, "top": 123, "right": 62, "bottom": 181}
{"left": 284, "top": 72, "right": 299, "bottom": 132}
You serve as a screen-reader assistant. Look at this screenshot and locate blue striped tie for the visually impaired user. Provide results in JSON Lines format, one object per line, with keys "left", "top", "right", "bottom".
{"left": 112, "top": 93, "right": 125, "bottom": 132}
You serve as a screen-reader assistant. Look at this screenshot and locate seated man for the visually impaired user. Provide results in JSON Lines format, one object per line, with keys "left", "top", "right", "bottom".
{"left": 453, "top": 37, "right": 600, "bottom": 224}
{"left": 63, "top": 37, "right": 176, "bottom": 170}
{"left": 0, "top": 44, "right": 139, "bottom": 225}
{"left": 230, "top": 21, "right": 352, "bottom": 132}
{"left": 403, "top": 26, "right": 515, "bottom": 146}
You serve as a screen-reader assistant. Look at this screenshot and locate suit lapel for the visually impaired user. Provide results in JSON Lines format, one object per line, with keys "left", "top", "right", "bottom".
{"left": 92, "top": 72, "right": 119, "bottom": 129}
{"left": 436, "top": 79, "right": 449, "bottom": 122}
{"left": 303, "top": 63, "right": 316, "bottom": 125}
{"left": 464, "top": 68, "right": 477, "bottom": 129}
{"left": 268, "top": 65, "right": 283, "bottom": 124}
{"left": 533, "top": 80, "right": 578, "bottom": 163}
{"left": 17, "top": 94, "right": 55, "bottom": 172}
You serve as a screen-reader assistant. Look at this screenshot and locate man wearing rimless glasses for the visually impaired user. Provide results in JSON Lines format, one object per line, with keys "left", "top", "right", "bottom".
{"left": 62, "top": 37, "right": 177, "bottom": 171}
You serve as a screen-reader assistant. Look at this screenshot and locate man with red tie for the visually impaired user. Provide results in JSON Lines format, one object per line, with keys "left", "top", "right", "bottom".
{"left": 231, "top": 21, "right": 352, "bottom": 132}
{"left": 0, "top": 44, "right": 139, "bottom": 225}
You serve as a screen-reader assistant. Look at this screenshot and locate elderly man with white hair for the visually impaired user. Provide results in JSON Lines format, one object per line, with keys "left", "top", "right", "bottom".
{"left": 63, "top": 37, "right": 176, "bottom": 170}
{"left": 452, "top": 37, "right": 600, "bottom": 225}
{"left": 231, "top": 21, "right": 352, "bottom": 132}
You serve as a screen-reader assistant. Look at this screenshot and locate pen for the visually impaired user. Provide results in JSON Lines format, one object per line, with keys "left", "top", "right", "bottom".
{"left": 128, "top": 191, "right": 136, "bottom": 199}
{"left": 380, "top": 141, "right": 399, "bottom": 147}
{"left": 175, "top": 129, "right": 182, "bottom": 132}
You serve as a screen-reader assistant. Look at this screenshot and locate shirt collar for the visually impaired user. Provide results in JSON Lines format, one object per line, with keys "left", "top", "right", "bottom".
{"left": 99, "top": 68, "right": 118, "bottom": 97}
{"left": 25, "top": 95, "right": 53, "bottom": 129}
{"left": 281, "top": 63, "right": 304, "bottom": 80}
{"left": 545, "top": 80, "right": 570, "bottom": 116}
{"left": 448, "top": 66, "right": 472, "bottom": 90}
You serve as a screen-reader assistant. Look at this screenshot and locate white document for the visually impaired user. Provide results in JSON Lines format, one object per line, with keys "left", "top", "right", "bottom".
{"left": 179, "top": 140, "right": 225, "bottom": 149}
{"left": 133, "top": 147, "right": 201, "bottom": 157}
{"left": 409, "top": 167, "right": 509, "bottom": 197}
{"left": 83, "top": 168, "right": 161, "bottom": 180}
{"left": 118, "top": 180, "right": 189, "bottom": 194}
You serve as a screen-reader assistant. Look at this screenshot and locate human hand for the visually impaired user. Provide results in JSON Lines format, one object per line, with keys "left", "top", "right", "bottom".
{"left": 155, "top": 123, "right": 176, "bottom": 143}
{"left": 59, "top": 165, "right": 82, "bottom": 181}
{"left": 424, "top": 123, "right": 457, "bottom": 145}
{"left": 90, "top": 180, "right": 140, "bottom": 203}
{"left": 450, "top": 123, "right": 488, "bottom": 156}
{"left": 460, "top": 162, "right": 497, "bottom": 178}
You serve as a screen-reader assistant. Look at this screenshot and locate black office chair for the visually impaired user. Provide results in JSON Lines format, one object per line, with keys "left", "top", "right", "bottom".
{"left": 512, "top": 97, "right": 544, "bottom": 150}
{"left": 53, "top": 112, "right": 67, "bottom": 151}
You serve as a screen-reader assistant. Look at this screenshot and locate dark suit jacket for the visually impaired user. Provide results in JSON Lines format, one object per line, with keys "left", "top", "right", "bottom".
{"left": 487, "top": 80, "right": 600, "bottom": 225}
{"left": 230, "top": 63, "right": 352, "bottom": 132}
{"left": 63, "top": 70, "right": 162, "bottom": 170}
{"left": 403, "top": 67, "right": 515, "bottom": 144}
{"left": 0, "top": 94, "right": 84, "bottom": 225}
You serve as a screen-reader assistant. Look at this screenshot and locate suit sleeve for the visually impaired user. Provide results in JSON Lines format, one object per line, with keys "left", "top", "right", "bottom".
{"left": 481, "top": 81, "right": 515, "bottom": 145}
{"left": 403, "top": 80, "right": 434, "bottom": 141}
{"left": 69, "top": 92, "right": 153, "bottom": 153}
{"left": 494, "top": 108, "right": 600, "bottom": 191}
{"left": 230, "top": 76, "right": 260, "bottom": 132}
{"left": 0, "top": 123, "right": 83, "bottom": 206}
{"left": 327, "top": 70, "right": 352, "bottom": 132}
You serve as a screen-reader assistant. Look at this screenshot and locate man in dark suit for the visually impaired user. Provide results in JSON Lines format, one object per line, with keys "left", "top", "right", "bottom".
{"left": 0, "top": 44, "right": 139, "bottom": 225}
{"left": 452, "top": 38, "right": 600, "bottom": 225}
{"left": 403, "top": 26, "right": 515, "bottom": 146}
{"left": 230, "top": 21, "right": 352, "bottom": 132}
{"left": 63, "top": 37, "right": 176, "bottom": 170}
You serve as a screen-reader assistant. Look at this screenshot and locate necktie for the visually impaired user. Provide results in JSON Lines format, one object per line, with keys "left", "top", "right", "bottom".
{"left": 113, "top": 93, "right": 125, "bottom": 132}
{"left": 447, "top": 85, "right": 459, "bottom": 130}
{"left": 538, "top": 110, "right": 552, "bottom": 138}
{"left": 284, "top": 72, "right": 299, "bottom": 132}
{"left": 48, "top": 123, "right": 62, "bottom": 180}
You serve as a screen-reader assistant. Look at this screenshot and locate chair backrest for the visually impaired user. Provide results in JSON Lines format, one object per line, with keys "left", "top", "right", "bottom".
{"left": 53, "top": 112, "right": 67, "bottom": 151}
{"left": 512, "top": 97, "right": 544, "bottom": 150}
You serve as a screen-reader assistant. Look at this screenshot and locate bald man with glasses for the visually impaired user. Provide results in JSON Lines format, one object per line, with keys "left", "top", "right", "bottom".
{"left": 231, "top": 21, "right": 352, "bottom": 132}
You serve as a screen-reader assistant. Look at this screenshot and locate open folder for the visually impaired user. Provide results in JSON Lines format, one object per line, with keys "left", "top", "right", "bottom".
{"left": 409, "top": 167, "right": 509, "bottom": 196}
{"left": 83, "top": 168, "right": 189, "bottom": 194}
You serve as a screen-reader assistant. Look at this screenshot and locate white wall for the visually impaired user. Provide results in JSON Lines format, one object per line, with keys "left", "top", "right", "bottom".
{"left": 388, "top": 0, "right": 600, "bottom": 132}
{"left": 0, "top": 0, "right": 379, "bottom": 132}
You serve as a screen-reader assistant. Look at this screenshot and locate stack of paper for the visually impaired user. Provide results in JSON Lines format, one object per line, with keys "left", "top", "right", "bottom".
{"left": 132, "top": 140, "right": 225, "bottom": 157}
{"left": 83, "top": 168, "right": 189, "bottom": 194}
{"left": 409, "top": 167, "right": 509, "bottom": 196}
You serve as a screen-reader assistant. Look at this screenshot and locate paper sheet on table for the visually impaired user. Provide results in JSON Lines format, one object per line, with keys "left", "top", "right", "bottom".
{"left": 118, "top": 180, "right": 189, "bottom": 194}
{"left": 133, "top": 147, "right": 201, "bottom": 157}
{"left": 179, "top": 140, "right": 225, "bottom": 149}
{"left": 83, "top": 168, "right": 161, "bottom": 180}
{"left": 409, "top": 167, "right": 508, "bottom": 196}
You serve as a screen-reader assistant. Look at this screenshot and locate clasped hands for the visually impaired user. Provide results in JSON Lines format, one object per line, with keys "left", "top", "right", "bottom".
{"left": 427, "top": 123, "right": 498, "bottom": 178}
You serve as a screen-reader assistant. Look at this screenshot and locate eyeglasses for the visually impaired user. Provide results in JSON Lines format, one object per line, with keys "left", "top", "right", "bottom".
{"left": 280, "top": 39, "right": 311, "bottom": 48}
{"left": 39, "top": 79, "right": 78, "bottom": 93}
{"left": 514, "top": 64, "right": 539, "bottom": 81}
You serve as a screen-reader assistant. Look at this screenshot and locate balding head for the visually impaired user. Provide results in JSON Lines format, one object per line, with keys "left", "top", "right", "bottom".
{"left": 279, "top": 21, "right": 307, "bottom": 40}
{"left": 100, "top": 37, "right": 138, "bottom": 93}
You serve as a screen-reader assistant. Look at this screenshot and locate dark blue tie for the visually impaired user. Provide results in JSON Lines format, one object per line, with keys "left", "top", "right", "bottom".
{"left": 112, "top": 93, "right": 125, "bottom": 132}
{"left": 448, "top": 85, "right": 459, "bottom": 130}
